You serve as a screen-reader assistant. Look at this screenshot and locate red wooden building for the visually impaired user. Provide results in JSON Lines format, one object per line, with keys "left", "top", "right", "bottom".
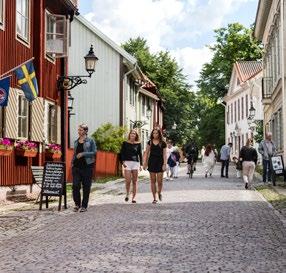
{"left": 0, "top": 0, "right": 78, "bottom": 190}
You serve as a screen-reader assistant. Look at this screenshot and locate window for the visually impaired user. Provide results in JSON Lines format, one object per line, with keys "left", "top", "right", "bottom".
{"left": 245, "top": 95, "right": 248, "bottom": 118}
{"left": 231, "top": 103, "right": 233, "bottom": 124}
{"left": 45, "top": 11, "right": 68, "bottom": 58}
{"left": 18, "top": 94, "right": 29, "bottom": 138}
{"left": 238, "top": 99, "right": 240, "bottom": 121}
{"left": 234, "top": 101, "right": 237, "bottom": 122}
{"left": 128, "top": 78, "right": 135, "bottom": 106}
{"left": 241, "top": 97, "right": 244, "bottom": 120}
{"left": 16, "top": 0, "right": 30, "bottom": 42}
{"left": 0, "top": 0, "right": 4, "bottom": 29}
{"left": 47, "top": 104, "right": 57, "bottom": 143}
{"left": 142, "top": 96, "right": 146, "bottom": 116}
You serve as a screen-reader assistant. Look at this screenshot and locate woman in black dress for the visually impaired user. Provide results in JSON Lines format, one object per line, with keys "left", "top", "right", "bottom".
{"left": 119, "top": 129, "right": 142, "bottom": 203}
{"left": 143, "top": 128, "right": 167, "bottom": 204}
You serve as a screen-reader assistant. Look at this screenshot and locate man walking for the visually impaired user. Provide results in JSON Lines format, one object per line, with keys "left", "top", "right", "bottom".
{"left": 258, "top": 132, "right": 277, "bottom": 183}
{"left": 220, "top": 143, "right": 233, "bottom": 178}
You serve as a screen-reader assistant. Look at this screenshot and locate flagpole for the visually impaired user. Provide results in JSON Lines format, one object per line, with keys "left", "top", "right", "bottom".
{"left": 0, "top": 57, "right": 35, "bottom": 79}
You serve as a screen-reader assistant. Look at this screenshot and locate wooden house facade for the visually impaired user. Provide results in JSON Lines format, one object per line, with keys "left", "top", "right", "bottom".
{"left": 0, "top": 0, "right": 78, "bottom": 190}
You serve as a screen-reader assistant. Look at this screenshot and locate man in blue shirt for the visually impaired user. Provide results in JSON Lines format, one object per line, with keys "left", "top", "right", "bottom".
{"left": 220, "top": 143, "right": 233, "bottom": 178}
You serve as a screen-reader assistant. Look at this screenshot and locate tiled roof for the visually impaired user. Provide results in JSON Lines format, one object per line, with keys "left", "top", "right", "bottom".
{"left": 235, "top": 61, "right": 262, "bottom": 82}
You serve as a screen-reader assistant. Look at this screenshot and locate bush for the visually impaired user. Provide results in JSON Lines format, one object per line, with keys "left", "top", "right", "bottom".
{"left": 92, "top": 123, "right": 127, "bottom": 154}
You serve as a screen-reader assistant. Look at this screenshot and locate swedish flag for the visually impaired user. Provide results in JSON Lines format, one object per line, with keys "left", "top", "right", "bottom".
{"left": 15, "top": 61, "right": 39, "bottom": 102}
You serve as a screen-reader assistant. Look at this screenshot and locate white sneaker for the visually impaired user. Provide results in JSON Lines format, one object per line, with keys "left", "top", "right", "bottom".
{"left": 170, "top": 178, "right": 174, "bottom": 181}
{"left": 166, "top": 177, "right": 169, "bottom": 181}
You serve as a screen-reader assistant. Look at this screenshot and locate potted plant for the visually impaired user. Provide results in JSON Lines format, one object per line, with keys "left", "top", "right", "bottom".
{"left": 0, "top": 138, "right": 14, "bottom": 156}
{"left": 92, "top": 123, "right": 127, "bottom": 176}
{"left": 45, "top": 143, "right": 62, "bottom": 160}
{"left": 15, "top": 140, "right": 38, "bottom": 157}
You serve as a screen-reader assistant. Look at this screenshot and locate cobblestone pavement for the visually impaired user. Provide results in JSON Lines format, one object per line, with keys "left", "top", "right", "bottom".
{"left": 0, "top": 163, "right": 286, "bottom": 273}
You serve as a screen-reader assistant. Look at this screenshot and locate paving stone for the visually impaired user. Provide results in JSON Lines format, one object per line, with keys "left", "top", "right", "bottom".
{"left": 0, "top": 163, "right": 285, "bottom": 272}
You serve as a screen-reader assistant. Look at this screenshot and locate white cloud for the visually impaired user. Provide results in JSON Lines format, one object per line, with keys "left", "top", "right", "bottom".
{"left": 170, "top": 46, "right": 214, "bottom": 88}
{"left": 81, "top": 0, "right": 257, "bottom": 86}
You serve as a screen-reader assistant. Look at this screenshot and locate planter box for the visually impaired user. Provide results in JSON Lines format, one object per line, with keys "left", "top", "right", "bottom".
{"left": 0, "top": 149, "right": 13, "bottom": 156}
{"left": 15, "top": 149, "right": 38, "bottom": 157}
{"left": 95, "top": 150, "right": 119, "bottom": 176}
{"left": 45, "top": 152, "right": 62, "bottom": 160}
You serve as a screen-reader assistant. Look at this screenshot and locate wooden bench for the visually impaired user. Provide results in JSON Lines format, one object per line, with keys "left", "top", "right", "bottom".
{"left": 31, "top": 166, "right": 44, "bottom": 202}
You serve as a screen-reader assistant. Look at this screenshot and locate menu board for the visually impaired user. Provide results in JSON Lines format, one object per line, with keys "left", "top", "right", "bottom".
{"left": 41, "top": 162, "right": 65, "bottom": 196}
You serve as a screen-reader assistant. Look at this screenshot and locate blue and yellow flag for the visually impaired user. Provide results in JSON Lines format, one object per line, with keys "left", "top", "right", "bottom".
{"left": 15, "top": 60, "right": 38, "bottom": 102}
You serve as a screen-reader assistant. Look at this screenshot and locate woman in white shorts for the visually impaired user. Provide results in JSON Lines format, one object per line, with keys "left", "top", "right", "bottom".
{"left": 119, "top": 129, "right": 142, "bottom": 203}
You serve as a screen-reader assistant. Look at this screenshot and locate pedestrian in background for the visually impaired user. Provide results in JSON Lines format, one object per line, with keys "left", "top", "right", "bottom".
{"left": 232, "top": 156, "right": 242, "bottom": 178}
{"left": 203, "top": 144, "right": 216, "bottom": 178}
{"left": 200, "top": 145, "right": 205, "bottom": 162}
{"left": 166, "top": 140, "right": 175, "bottom": 180}
{"left": 220, "top": 142, "right": 233, "bottom": 178}
{"left": 172, "top": 147, "right": 181, "bottom": 178}
{"left": 119, "top": 129, "right": 142, "bottom": 203}
{"left": 143, "top": 128, "right": 167, "bottom": 204}
{"left": 258, "top": 132, "right": 277, "bottom": 184}
{"left": 72, "top": 124, "right": 96, "bottom": 212}
{"left": 240, "top": 139, "right": 258, "bottom": 189}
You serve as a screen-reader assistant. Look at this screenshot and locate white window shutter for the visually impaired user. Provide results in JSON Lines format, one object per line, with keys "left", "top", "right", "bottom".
{"left": 30, "top": 97, "right": 44, "bottom": 142}
{"left": 46, "top": 14, "right": 68, "bottom": 58}
{"left": 5, "top": 88, "right": 18, "bottom": 139}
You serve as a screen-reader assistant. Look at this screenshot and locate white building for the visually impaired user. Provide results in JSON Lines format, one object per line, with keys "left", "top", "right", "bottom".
{"left": 254, "top": 0, "right": 285, "bottom": 158}
{"left": 68, "top": 15, "right": 163, "bottom": 147}
{"left": 224, "top": 61, "right": 263, "bottom": 158}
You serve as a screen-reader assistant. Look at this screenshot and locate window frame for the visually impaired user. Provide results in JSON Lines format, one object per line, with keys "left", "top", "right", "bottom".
{"left": 0, "top": 0, "right": 5, "bottom": 30}
{"left": 45, "top": 101, "right": 57, "bottom": 144}
{"left": 17, "top": 93, "right": 29, "bottom": 139}
{"left": 16, "top": 0, "right": 30, "bottom": 45}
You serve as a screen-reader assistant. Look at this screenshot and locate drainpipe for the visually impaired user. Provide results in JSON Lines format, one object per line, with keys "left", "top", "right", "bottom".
{"left": 122, "top": 63, "right": 137, "bottom": 127}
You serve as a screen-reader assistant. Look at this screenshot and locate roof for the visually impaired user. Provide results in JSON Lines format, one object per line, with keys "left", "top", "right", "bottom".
{"left": 254, "top": 0, "right": 272, "bottom": 40}
{"left": 235, "top": 61, "right": 262, "bottom": 82}
{"left": 75, "top": 15, "right": 137, "bottom": 65}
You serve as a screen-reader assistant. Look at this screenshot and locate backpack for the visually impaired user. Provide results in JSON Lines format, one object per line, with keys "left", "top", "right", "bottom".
{"left": 167, "top": 153, "right": 177, "bottom": 167}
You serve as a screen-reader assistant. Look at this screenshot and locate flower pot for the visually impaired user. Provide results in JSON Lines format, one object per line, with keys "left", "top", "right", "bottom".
{"left": 0, "top": 149, "right": 13, "bottom": 156}
{"left": 15, "top": 149, "right": 38, "bottom": 157}
{"left": 45, "top": 152, "right": 62, "bottom": 160}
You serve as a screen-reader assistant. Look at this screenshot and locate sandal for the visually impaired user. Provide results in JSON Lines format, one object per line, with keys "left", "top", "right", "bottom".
{"left": 124, "top": 196, "right": 129, "bottom": 202}
{"left": 132, "top": 200, "right": 136, "bottom": 203}
{"left": 152, "top": 200, "right": 157, "bottom": 204}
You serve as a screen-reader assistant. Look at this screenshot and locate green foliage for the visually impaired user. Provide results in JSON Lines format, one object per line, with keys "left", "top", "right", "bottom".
{"left": 92, "top": 123, "right": 127, "bottom": 154}
{"left": 195, "top": 23, "right": 263, "bottom": 148}
{"left": 254, "top": 120, "right": 263, "bottom": 143}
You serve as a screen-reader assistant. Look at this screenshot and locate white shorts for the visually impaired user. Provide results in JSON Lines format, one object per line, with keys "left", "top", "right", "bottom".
{"left": 124, "top": 161, "right": 140, "bottom": 171}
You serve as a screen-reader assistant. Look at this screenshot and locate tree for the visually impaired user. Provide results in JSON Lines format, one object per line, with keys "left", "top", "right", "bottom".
{"left": 196, "top": 23, "right": 262, "bottom": 148}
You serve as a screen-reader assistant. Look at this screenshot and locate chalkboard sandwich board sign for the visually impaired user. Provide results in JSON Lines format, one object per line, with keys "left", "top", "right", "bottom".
{"left": 39, "top": 162, "right": 66, "bottom": 211}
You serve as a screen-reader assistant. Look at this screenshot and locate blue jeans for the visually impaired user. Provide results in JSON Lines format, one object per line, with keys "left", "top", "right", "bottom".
{"left": 72, "top": 166, "right": 93, "bottom": 208}
{"left": 262, "top": 159, "right": 272, "bottom": 182}
{"left": 221, "top": 160, "right": 229, "bottom": 177}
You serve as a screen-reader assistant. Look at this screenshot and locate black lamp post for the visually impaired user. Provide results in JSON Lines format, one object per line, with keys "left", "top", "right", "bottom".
{"left": 57, "top": 45, "right": 98, "bottom": 209}
{"left": 249, "top": 101, "right": 256, "bottom": 119}
{"left": 58, "top": 45, "right": 98, "bottom": 90}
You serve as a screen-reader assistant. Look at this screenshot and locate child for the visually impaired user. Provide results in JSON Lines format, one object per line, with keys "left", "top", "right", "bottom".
{"left": 233, "top": 156, "right": 242, "bottom": 178}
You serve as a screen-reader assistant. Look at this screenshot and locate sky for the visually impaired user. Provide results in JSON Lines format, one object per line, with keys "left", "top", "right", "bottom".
{"left": 78, "top": 0, "right": 259, "bottom": 87}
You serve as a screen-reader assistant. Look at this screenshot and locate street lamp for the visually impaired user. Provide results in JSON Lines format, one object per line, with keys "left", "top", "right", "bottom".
{"left": 146, "top": 106, "right": 152, "bottom": 120}
{"left": 249, "top": 101, "right": 256, "bottom": 119}
{"left": 172, "top": 122, "right": 177, "bottom": 130}
{"left": 57, "top": 45, "right": 98, "bottom": 90}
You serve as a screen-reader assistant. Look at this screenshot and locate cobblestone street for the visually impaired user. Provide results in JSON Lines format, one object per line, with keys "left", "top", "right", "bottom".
{"left": 0, "top": 163, "right": 286, "bottom": 273}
